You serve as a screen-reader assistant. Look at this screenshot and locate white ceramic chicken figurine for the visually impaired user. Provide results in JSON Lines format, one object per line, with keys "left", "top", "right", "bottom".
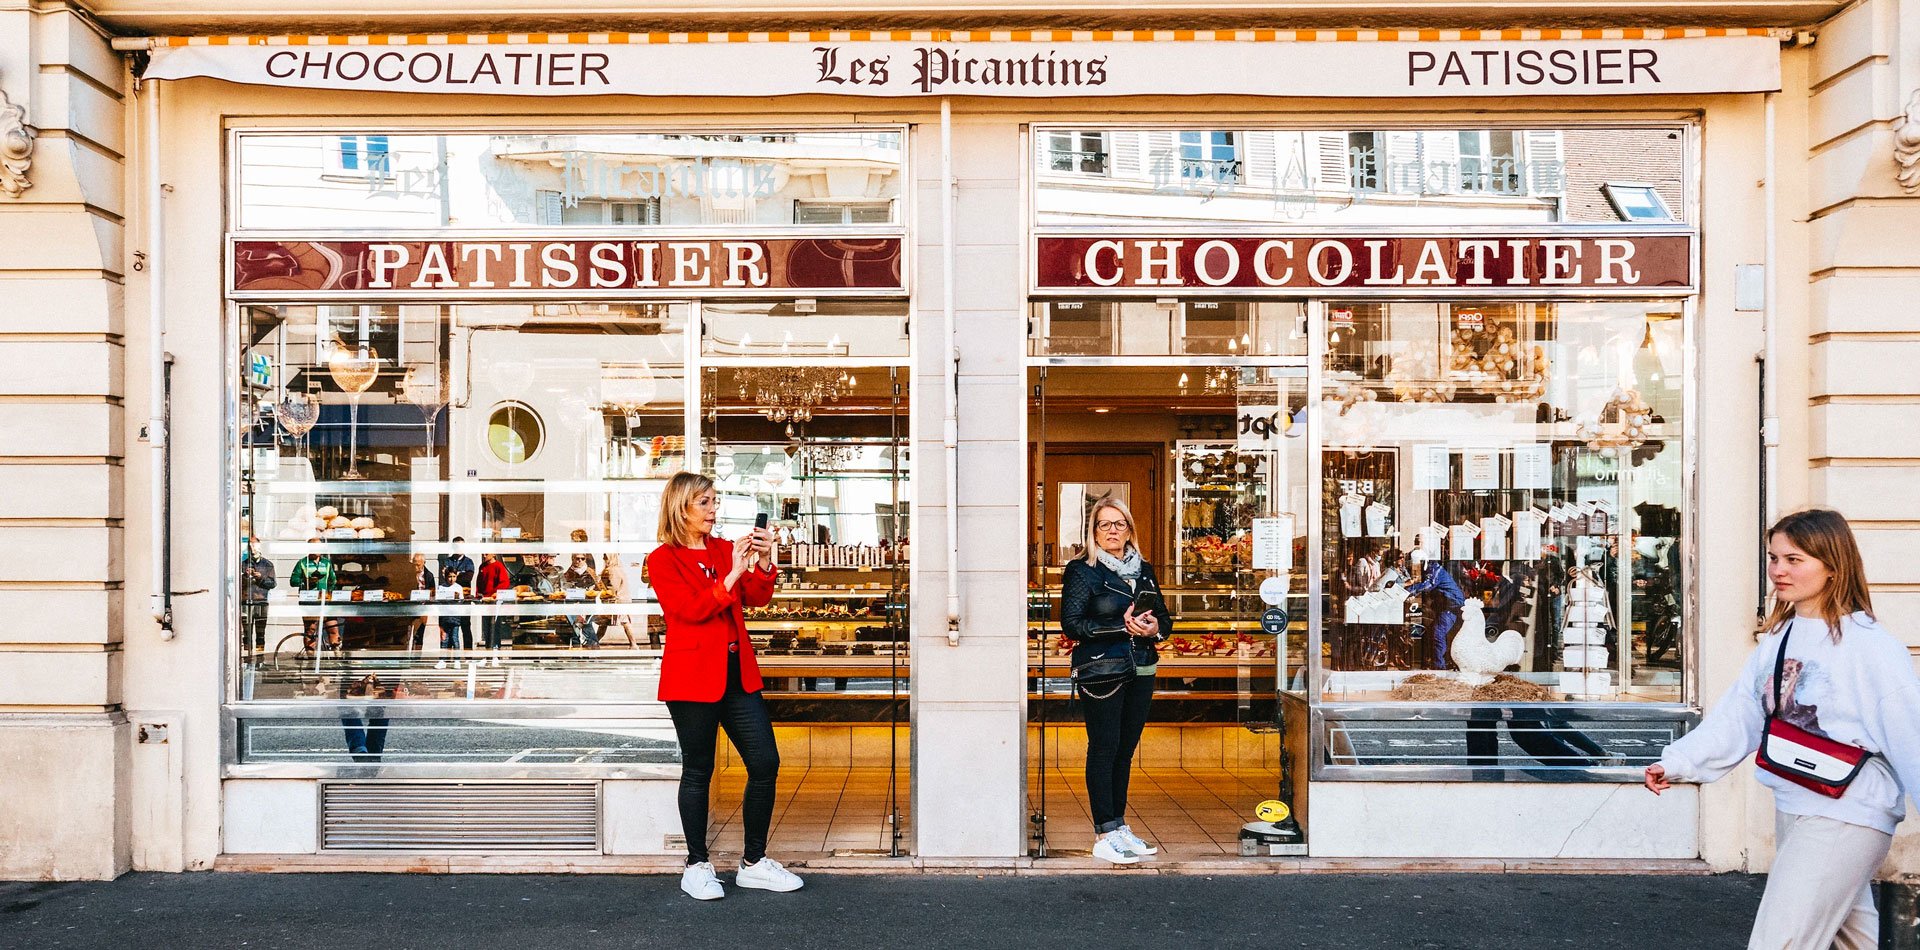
{"left": 1450, "top": 600, "right": 1525, "bottom": 686}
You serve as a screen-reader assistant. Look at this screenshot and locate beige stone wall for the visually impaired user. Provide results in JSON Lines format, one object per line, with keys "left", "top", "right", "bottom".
{"left": 0, "top": 4, "right": 132, "bottom": 880}
{"left": 1797, "top": 0, "right": 1920, "bottom": 876}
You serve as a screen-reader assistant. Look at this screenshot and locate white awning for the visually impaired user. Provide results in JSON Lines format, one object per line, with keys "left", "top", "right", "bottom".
{"left": 128, "top": 28, "right": 1783, "bottom": 98}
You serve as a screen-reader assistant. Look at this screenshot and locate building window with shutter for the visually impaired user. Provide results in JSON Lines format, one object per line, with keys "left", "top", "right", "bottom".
{"left": 535, "top": 191, "right": 662, "bottom": 225}
{"left": 1601, "top": 183, "right": 1675, "bottom": 222}
{"left": 1457, "top": 130, "right": 1522, "bottom": 194}
{"left": 1178, "top": 131, "right": 1242, "bottom": 184}
{"left": 330, "top": 135, "right": 392, "bottom": 180}
{"left": 792, "top": 201, "right": 894, "bottom": 224}
{"left": 1045, "top": 131, "right": 1109, "bottom": 175}
{"left": 1346, "top": 132, "right": 1385, "bottom": 193}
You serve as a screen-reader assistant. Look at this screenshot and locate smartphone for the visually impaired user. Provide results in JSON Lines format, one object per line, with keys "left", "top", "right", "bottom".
{"left": 754, "top": 512, "right": 770, "bottom": 530}
{"left": 1131, "top": 589, "right": 1165, "bottom": 616}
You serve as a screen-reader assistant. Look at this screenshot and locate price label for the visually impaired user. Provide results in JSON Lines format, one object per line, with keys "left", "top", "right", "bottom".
{"left": 495, "top": 589, "right": 518, "bottom": 602}
{"left": 409, "top": 589, "right": 433, "bottom": 602}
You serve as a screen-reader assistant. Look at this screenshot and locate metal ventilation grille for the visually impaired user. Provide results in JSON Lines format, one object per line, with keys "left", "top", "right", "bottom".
{"left": 320, "top": 782, "right": 600, "bottom": 853}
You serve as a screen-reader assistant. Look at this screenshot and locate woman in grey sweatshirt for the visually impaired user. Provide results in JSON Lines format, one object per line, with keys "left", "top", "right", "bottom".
{"left": 1646, "top": 509, "right": 1920, "bottom": 949}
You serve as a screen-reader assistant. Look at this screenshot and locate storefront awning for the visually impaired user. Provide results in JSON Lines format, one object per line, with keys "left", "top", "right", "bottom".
{"left": 129, "top": 28, "right": 1782, "bottom": 98}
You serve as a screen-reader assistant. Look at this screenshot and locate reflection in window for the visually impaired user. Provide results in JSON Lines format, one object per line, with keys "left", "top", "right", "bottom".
{"left": 1318, "top": 300, "right": 1684, "bottom": 705}
{"left": 1030, "top": 300, "right": 1304, "bottom": 358}
{"left": 1457, "top": 130, "right": 1521, "bottom": 194}
{"left": 1346, "top": 132, "right": 1384, "bottom": 192}
{"left": 334, "top": 135, "right": 391, "bottom": 177}
{"left": 703, "top": 299, "right": 909, "bottom": 359}
{"left": 236, "top": 304, "right": 689, "bottom": 707}
{"left": 1046, "top": 131, "right": 1109, "bottom": 175}
{"left": 238, "top": 130, "right": 905, "bottom": 230}
{"left": 793, "top": 201, "right": 894, "bottom": 224}
{"left": 1601, "top": 183, "right": 1675, "bottom": 222}
{"left": 1178, "top": 131, "right": 1242, "bottom": 184}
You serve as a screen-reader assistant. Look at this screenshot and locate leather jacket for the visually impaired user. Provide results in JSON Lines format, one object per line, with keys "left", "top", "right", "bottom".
{"left": 1060, "top": 555, "right": 1174, "bottom": 668}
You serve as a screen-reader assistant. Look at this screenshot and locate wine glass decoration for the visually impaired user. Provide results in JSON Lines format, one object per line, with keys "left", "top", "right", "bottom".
{"left": 277, "top": 389, "right": 320, "bottom": 462}
{"left": 399, "top": 365, "right": 448, "bottom": 458}
{"left": 327, "top": 337, "right": 381, "bottom": 480}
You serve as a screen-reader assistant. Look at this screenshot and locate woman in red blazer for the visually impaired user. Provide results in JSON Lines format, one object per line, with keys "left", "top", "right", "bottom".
{"left": 645, "top": 471, "right": 802, "bottom": 900}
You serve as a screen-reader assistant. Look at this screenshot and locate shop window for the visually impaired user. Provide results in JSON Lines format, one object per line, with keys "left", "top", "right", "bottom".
{"left": 237, "top": 129, "right": 905, "bottom": 230}
{"left": 1601, "top": 183, "right": 1675, "bottom": 222}
{"left": 1045, "top": 131, "right": 1109, "bottom": 175}
{"left": 235, "top": 303, "right": 690, "bottom": 711}
{"left": 792, "top": 201, "right": 895, "bottom": 225}
{"left": 1457, "top": 130, "right": 1522, "bottom": 194}
{"left": 1177, "top": 131, "right": 1242, "bottom": 184}
{"left": 1316, "top": 300, "right": 1685, "bottom": 707}
{"left": 702, "top": 299, "right": 909, "bottom": 359}
{"left": 1030, "top": 299, "right": 1304, "bottom": 359}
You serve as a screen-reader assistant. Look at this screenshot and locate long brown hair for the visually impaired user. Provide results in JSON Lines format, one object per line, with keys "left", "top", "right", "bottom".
{"left": 1762, "top": 508, "right": 1874, "bottom": 642}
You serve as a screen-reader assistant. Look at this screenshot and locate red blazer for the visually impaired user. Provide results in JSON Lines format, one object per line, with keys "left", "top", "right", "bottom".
{"left": 646, "top": 538, "right": 775, "bottom": 702}
{"left": 475, "top": 559, "right": 512, "bottom": 597}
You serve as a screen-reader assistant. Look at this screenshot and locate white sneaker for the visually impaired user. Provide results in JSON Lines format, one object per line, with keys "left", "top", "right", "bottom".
{"left": 680, "top": 861, "right": 725, "bottom": 901}
{"left": 1092, "top": 830, "right": 1141, "bottom": 865}
{"left": 734, "top": 856, "right": 805, "bottom": 892}
{"left": 1117, "top": 824, "right": 1158, "bottom": 856}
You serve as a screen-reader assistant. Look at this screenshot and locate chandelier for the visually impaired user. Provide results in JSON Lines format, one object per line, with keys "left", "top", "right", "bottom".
{"left": 736, "top": 366, "right": 853, "bottom": 436}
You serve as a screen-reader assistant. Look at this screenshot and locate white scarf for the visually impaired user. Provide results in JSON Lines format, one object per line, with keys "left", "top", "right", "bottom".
{"left": 1095, "top": 546, "right": 1143, "bottom": 580}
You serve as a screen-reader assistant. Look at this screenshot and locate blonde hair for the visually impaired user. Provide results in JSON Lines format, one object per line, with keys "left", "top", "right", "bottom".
{"left": 1762, "top": 508, "right": 1874, "bottom": 642}
{"left": 657, "top": 471, "right": 717, "bottom": 548}
{"left": 1081, "top": 495, "right": 1139, "bottom": 567}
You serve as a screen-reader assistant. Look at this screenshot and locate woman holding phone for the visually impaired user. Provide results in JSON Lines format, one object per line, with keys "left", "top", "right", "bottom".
{"left": 645, "top": 472, "right": 801, "bottom": 900}
{"left": 1646, "top": 509, "right": 1920, "bottom": 947}
{"left": 1059, "top": 496, "right": 1173, "bottom": 864}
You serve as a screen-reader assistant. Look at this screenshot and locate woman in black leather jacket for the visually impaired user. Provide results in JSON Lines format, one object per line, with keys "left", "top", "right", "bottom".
{"left": 1060, "top": 496, "right": 1173, "bottom": 864}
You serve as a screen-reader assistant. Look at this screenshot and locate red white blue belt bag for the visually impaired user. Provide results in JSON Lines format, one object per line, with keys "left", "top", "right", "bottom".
{"left": 1754, "top": 625, "right": 1874, "bottom": 799}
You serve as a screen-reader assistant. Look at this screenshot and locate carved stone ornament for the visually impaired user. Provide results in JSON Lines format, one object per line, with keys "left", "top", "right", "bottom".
{"left": 0, "top": 82, "right": 34, "bottom": 198}
{"left": 1897, "top": 88, "right": 1920, "bottom": 195}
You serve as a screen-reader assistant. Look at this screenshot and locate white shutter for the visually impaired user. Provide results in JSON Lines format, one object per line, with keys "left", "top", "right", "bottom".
{"left": 537, "top": 190, "right": 563, "bottom": 225}
{"left": 1524, "top": 130, "right": 1565, "bottom": 196}
{"left": 1111, "top": 131, "right": 1142, "bottom": 178}
{"left": 1246, "top": 132, "right": 1279, "bottom": 190}
{"left": 1315, "top": 132, "right": 1350, "bottom": 191}
{"left": 1385, "top": 132, "right": 1423, "bottom": 194}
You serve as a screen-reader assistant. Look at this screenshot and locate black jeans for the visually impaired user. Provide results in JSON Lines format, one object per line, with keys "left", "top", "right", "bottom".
{"left": 340, "top": 715, "right": 389, "bottom": 761}
{"left": 1078, "top": 673, "right": 1155, "bottom": 833}
{"left": 665, "top": 651, "right": 779, "bottom": 866}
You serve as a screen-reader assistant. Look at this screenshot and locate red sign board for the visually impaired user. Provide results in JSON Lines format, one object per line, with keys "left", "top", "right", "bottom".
{"left": 232, "top": 237, "right": 905, "bottom": 296}
{"left": 1034, "top": 234, "right": 1692, "bottom": 292}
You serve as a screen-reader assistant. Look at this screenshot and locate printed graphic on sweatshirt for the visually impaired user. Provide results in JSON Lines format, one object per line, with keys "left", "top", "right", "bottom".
{"left": 1765, "top": 657, "right": 1830, "bottom": 736}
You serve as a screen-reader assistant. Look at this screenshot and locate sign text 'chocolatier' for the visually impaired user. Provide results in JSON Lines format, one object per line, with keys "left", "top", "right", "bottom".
{"left": 1033, "top": 234, "right": 1692, "bottom": 292}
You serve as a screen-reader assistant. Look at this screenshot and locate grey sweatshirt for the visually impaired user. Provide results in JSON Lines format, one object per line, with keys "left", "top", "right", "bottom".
{"left": 1657, "top": 612, "right": 1920, "bottom": 835}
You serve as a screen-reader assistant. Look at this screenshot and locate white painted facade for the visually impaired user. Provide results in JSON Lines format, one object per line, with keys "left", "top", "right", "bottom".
{"left": 2, "top": 0, "right": 1918, "bottom": 883}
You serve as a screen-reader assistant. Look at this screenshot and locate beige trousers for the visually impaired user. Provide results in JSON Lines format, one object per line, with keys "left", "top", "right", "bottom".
{"left": 1749, "top": 810, "right": 1893, "bottom": 950}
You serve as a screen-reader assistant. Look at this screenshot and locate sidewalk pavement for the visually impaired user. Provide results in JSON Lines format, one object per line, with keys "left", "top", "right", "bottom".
{"left": 0, "top": 869, "right": 1764, "bottom": 950}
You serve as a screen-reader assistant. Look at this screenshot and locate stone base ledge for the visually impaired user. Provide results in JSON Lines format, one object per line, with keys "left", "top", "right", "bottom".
{"left": 215, "top": 853, "right": 1716, "bottom": 877}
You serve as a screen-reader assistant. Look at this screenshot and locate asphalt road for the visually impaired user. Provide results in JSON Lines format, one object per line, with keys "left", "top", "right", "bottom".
{"left": 0, "top": 870, "right": 1763, "bottom": 950}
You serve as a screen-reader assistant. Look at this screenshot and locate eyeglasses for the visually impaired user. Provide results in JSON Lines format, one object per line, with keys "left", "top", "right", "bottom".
{"left": 1095, "top": 520, "right": 1129, "bottom": 532}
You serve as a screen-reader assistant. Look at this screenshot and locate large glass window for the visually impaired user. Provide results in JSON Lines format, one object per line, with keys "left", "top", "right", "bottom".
{"left": 1030, "top": 125, "right": 1686, "bottom": 226}
{"left": 236, "top": 303, "right": 688, "bottom": 713}
{"left": 1317, "top": 300, "right": 1684, "bottom": 705}
{"left": 236, "top": 130, "right": 905, "bottom": 230}
{"left": 1029, "top": 300, "right": 1306, "bottom": 359}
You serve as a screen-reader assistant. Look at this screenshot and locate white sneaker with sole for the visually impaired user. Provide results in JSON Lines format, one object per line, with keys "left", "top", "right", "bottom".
{"left": 735, "top": 856, "right": 805, "bottom": 892}
{"left": 680, "top": 861, "right": 725, "bottom": 901}
{"left": 1117, "top": 825, "right": 1158, "bottom": 856}
{"left": 1092, "top": 830, "right": 1141, "bottom": 865}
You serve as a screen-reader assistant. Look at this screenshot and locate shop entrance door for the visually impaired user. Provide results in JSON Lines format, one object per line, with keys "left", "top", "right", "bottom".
{"left": 1027, "top": 365, "right": 1307, "bottom": 860}
{"left": 703, "top": 363, "right": 910, "bottom": 857}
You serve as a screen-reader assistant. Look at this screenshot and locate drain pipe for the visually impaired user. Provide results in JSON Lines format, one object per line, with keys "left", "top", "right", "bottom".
{"left": 940, "top": 98, "right": 961, "bottom": 647}
{"left": 143, "top": 76, "right": 175, "bottom": 637}
{"left": 1760, "top": 91, "right": 1781, "bottom": 552}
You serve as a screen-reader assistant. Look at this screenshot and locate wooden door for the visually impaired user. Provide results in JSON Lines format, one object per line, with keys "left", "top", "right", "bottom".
{"left": 1029, "top": 444, "right": 1162, "bottom": 568}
